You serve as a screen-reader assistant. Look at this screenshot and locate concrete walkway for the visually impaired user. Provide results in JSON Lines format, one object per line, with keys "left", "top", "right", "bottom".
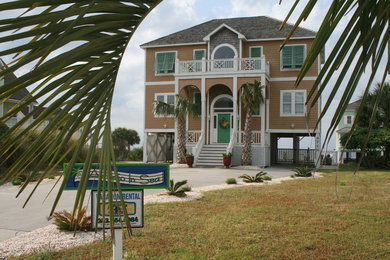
{"left": 0, "top": 166, "right": 293, "bottom": 242}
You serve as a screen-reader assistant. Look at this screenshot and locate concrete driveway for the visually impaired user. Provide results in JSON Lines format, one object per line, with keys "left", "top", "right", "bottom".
{"left": 0, "top": 166, "right": 293, "bottom": 242}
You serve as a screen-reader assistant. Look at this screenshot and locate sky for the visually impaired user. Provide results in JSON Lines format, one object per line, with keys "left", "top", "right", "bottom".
{"left": 1, "top": 0, "right": 387, "bottom": 151}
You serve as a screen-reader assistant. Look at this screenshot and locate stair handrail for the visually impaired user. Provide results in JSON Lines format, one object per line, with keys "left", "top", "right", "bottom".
{"left": 226, "top": 129, "right": 236, "bottom": 154}
{"left": 192, "top": 133, "right": 204, "bottom": 167}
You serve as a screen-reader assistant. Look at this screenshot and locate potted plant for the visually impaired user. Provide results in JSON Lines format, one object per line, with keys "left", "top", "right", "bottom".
{"left": 185, "top": 153, "right": 194, "bottom": 168}
{"left": 222, "top": 152, "right": 232, "bottom": 168}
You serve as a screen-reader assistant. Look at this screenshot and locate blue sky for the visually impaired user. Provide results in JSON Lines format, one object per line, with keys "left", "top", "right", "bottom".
{"left": 1, "top": 0, "right": 386, "bottom": 151}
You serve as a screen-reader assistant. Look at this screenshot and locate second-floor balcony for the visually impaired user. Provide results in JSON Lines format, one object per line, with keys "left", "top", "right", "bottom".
{"left": 176, "top": 56, "right": 270, "bottom": 76}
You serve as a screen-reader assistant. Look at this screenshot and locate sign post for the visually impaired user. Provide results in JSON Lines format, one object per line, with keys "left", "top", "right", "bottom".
{"left": 64, "top": 163, "right": 169, "bottom": 260}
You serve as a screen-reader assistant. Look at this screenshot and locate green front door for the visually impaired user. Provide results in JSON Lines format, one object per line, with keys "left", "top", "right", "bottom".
{"left": 218, "top": 114, "right": 231, "bottom": 143}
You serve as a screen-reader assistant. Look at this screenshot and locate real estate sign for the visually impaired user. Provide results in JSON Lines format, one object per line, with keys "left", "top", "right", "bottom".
{"left": 64, "top": 163, "right": 169, "bottom": 190}
{"left": 91, "top": 190, "right": 144, "bottom": 229}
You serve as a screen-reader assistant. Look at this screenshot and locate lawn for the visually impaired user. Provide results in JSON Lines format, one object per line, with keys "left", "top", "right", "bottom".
{"left": 16, "top": 170, "right": 390, "bottom": 259}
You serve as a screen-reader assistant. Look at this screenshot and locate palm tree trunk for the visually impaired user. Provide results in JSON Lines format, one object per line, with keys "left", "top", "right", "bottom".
{"left": 176, "top": 115, "right": 186, "bottom": 164}
{"left": 241, "top": 109, "right": 252, "bottom": 165}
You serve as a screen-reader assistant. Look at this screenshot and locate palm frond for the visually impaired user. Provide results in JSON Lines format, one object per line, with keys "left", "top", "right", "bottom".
{"left": 0, "top": 0, "right": 162, "bottom": 238}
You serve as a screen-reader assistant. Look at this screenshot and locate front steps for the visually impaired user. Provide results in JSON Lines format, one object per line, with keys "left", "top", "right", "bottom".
{"left": 196, "top": 144, "right": 227, "bottom": 167}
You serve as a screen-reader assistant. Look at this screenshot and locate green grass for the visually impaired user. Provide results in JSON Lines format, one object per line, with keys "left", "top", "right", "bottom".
{"left": 14, "top": 170, "right": 390, "bottom": 259}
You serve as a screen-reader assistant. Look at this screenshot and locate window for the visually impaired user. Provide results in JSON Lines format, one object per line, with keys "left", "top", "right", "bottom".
{"left": 345, "top": 115, "right": 353, "bottom": 125}
{"left": 252, "top": 104, "right": 261, "bottom": 116}
{"left": 154, "top": 93, "right": 175, "bottom": 116}
{"left": 194, "top": 92, "right": 201, "bottom": 115}
{"left": 193, "top": 50, "right": 205, "bottom": 60}
{"left": 213, "top": 46, "right": 235, "bottom": 59}
{"left": 193, "top": 50, "right": 205, "bottom": 71}
{"left": 154, "top": 52, "right": 176, "bottom": 74}
{"left": 250, "top": 46, "right": 262, "bottom": 70}
{"left": 281, "top": 45, "right": 305, "bottom": 69}
{"left": 280, "top": 90, "right": 306, "bottom": 116}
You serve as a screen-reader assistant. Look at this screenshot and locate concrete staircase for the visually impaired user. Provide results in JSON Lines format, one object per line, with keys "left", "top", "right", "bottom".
{"left": 196, "top": 144, "right": 227, "bottom": 167}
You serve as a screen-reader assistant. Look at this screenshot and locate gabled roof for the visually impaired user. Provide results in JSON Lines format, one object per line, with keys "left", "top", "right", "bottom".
{"left": 346, "top": 100, "right": 361, "bottom": 111}
{"left": 141, "top": 16, "right": 316, "bottom": 48}
{"left": 0, "top": 58, "right": 33, "bottom": 102}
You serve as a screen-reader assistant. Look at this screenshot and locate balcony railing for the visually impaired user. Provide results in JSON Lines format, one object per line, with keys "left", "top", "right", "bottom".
{"left": 176, "top": 57, "right": 270, "bottom": 75}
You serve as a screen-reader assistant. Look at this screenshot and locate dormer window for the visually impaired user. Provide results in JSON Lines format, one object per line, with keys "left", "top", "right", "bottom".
{"left": 154, "top": 51, "right": 176, "bottom": 74}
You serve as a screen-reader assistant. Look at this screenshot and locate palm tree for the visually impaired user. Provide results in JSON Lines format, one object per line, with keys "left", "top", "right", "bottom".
{"left": 154, "top": 86, "right": 199, "bottom": 163}
{"left": 0, "top": 0, "right": 386, "bottom": 231}
{"left": 240, "top": 80, "right": 264, "bottom": 165}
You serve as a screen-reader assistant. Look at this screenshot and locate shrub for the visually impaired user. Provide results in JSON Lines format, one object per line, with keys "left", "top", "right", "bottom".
{"left": 222, "top": 152, "right": 232, "bottom": 157}
{"left": 48, "top": 175, "right": 55, "bottom": 179}
{"left": 226, "top": 178, "right": 237, "bottom": 184}
{"left": 12, "top": 179, "right": 22, "bottom": 186}
{"left": 49, "top": 206, "right": 91, "bottom": 232}
{"left": 239, "top": 171, "right": 271, "bottom": 183}
{"left": 129, "top": 147, "right": 143, "bottom": 161}
{"left": 166, "top": 179, "right": 189, "bottom": 197}
{"left": 185, "top": 153, "right": 193, "bottom": 157}
{"left": 181, "top": 185, "right": 192, "bottom": 192}
{"left": 291, "top": 167, "right": 313, "bottom": 177}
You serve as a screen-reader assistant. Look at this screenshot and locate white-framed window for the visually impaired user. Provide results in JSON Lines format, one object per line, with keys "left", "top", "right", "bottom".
{"left": 193, "top": 49, "right": 205, "bottom": 60}
{"left": 154, "top": 93, "right": 175, "bottom": 117}
{"left": 250, "top": 46, "right": 262, "bottom": 70}
{"left": 212, "top": 44, "right": 237, "bottom": 59}
{"left": 345, "top": 115, "right": 354, "bottom": 125}
{"left": 281, "top": 44, "right": 306, "bottom": 70}
{"left": 154, "top": 51, "right": 176, "bottom": 75}
{"left": 280, "top": 90, "right": 306, "bottom": 116}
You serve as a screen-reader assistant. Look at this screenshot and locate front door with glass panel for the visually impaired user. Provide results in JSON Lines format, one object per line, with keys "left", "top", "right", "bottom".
{"left": 211, "top": 96, "right": 233, "bottom": 143}
{"left": 217, "top": 114, "right": 231, "bottom": 143}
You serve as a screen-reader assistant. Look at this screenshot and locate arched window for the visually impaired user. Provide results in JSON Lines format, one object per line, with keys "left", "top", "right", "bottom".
{"left": 213, "top": 45, "right": 236, "bottom": 59}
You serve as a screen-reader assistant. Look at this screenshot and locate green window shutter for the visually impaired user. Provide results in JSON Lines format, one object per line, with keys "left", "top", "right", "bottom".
{"left": 250, "top": 47, "right": 262, "bottom": 57}
{"left": 194, "top": 50, "right": 205, "bottom": 60}
{"left": 195, "top": 92, "right": 201, "bottom": 115}
{"left": 154, "top": 52, "right": 176, "bottom": 72}
{"left": 282, "top": 46, "right": 293, "bottom": 67}
{"left": 292, "top": 45, "right": 304, "bottom": 67}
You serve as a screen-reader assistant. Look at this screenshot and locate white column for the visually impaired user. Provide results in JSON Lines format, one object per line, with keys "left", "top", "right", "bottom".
{"left": 201, "top": 77, "right": 206, "bottom": 138}
{"left": 233, "top": 76, "right": 238, "bottom": 140}
{"left": 143, "top": 131, "right": 148, "bottom": 163}
{"left": 260, "top": 76, "right": 266, "bottom": 146}
{"left": 174, "top": 78, "right": 179, "bottom": 162}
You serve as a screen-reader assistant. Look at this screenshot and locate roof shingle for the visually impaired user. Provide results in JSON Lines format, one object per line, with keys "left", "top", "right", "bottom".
{"left": 141, "top": 16, "right": 316, "bottom": 48}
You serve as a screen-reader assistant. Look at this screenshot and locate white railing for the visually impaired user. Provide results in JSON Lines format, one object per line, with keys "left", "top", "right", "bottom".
{"left": 237, "top": 131, "right": 261, "bottom": 144}
{"left": 187, "top": 131, "right": 202, "bottom": 143}
{"left": 227, "top": 129, "right": 237, "bottom": 154}
{"left": 177, "top": 57, "right": 269, "bottom": 75}
{"left": 192, "top": 133, "right": 204, "bottom": 167}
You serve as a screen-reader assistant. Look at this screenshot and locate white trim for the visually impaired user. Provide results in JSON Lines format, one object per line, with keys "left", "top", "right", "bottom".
{"left": 145, "top": 81, "right": 175, "bottom": 86}
{"left": 175, "top": 71, "right": 267, "bottom": 78}
{"left": 145, "top": 129, "right": 175, "bottom": 133}
{"left": 270, "top": 77, "right": 316, "bottom": 82}
{"left": 280, "top": 44, "right": 307, "bottom": 71}
{"left": 280, "top": 90, "right": 306, "bottom": 117}
{"left": 154, "top": 51, "right": 177, "bottom": 76}
{"left": 203, "top": 23, "right": 246, "bottom": 41}
{"left": 246, "top": 36, "right": 315, "bottom": 42}
{"left": 211, "top": 43, "right": 238, "bottom": 59}
{"left": 268, "top": 129, "right": 318, "bottom": 133}
{"left": 141, "top": 42, "right": 206, "bottom": 49}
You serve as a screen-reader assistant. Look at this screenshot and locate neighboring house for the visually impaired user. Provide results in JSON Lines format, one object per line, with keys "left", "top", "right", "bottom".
{"left": 0, "top": 58, "right": 83, "bottom": 138}
{"left": 335, "top": 99, "right": 360, "bottom": 164}
{"left": 0, "top": 58, "right": 38, "bottom": 128}
{"left": 141, "top": 16, "right": 322, "bottom": 167}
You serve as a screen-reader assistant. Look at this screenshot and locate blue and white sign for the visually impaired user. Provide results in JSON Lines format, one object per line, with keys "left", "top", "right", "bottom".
{"left": 91, "top": 190, "right": 144, "bottom": 229}
{"left": 64, "top": 163, "right": 169, "bottom": 190}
